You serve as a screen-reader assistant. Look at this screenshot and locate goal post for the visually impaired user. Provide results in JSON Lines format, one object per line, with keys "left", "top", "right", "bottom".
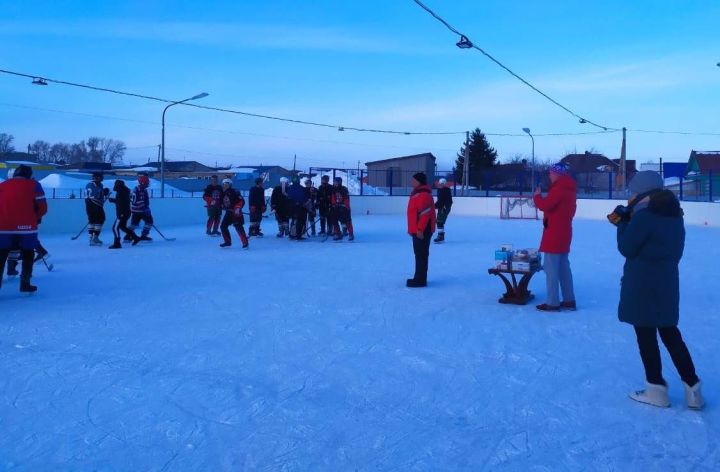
{"left": 499, "top": 195, "right": 539, "bottom": 220}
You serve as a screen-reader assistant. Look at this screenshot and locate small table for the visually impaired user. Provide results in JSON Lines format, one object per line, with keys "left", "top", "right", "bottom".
{"left": 487, "top": 265, "right": 541, "bottom": 305}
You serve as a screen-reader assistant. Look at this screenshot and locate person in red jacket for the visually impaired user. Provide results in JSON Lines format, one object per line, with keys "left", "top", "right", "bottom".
{"left": 533, "top": 163, "right": 577, "bottom": 311}
{"left": 406, "top": 172, "right": 437, "bottom": 287}
{"left": 0, "top": 165, "right": 48, "bottom": 293}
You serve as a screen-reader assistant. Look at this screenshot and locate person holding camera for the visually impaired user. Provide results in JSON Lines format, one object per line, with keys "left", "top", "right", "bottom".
{"left": 609, "top": 171, "right": 704, "bottom": 409}
{"left": 532, "top": 163, "right": 577, "bottom": 312}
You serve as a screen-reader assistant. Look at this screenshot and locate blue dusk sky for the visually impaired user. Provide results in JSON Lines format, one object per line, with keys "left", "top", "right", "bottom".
{"left": 1, "top": 0, "right": 718, "bottom": 170}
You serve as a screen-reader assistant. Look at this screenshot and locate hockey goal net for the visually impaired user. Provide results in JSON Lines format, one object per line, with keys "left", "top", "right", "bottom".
{"left": 500, "top": 195, "right": 539, "bottom": 220}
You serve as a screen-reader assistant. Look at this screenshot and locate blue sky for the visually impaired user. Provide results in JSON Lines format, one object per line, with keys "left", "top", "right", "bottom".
{"left": 1, "top": 0, "right": 718, "bottom": 169}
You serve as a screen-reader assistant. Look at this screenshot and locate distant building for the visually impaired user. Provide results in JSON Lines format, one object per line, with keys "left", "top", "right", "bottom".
{"left": 365, "top": 153, "right": 436, "bottom": 189}
{"left": 560, "top": 151, "right": 636, "bottom": 194}
{"left": 685, "top": 150, "right": 720, "bottom": 199}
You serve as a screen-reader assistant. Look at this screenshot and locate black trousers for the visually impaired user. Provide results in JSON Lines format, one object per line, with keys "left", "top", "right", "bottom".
{"left": 318, "top": 205, "right": 329, "bottom": 233}
{"left": 112, "top": 214, "right": 134, "bottom": 239}
{"left": 634, "top": 326, "right": 699, "bottom": 387}
{"left": 411, "top": 226, "right": 432, "bottom": 283}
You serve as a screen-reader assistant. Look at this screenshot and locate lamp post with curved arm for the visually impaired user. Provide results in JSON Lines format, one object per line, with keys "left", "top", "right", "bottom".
{"left": 161, "top": 92, "right": 209, "bottom": 197}
{"left": 522, "top": 128, "right": 535, "bottom": 191}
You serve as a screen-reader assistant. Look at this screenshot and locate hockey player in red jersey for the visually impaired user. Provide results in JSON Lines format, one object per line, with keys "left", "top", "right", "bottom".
{"left": 203, "top": 175, "right": 223, "bottom": 236}
{"left": 219, "top": 179, "right": 249, "bottom": 249}
{"left": 330, "top": 176, "right": 354, "bottom": 241}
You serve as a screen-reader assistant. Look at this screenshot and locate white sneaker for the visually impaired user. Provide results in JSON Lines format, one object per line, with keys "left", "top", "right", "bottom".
{"left": 683, "top": 380, "right": 705, "bottom": 410}
{"left": 629, "top": 382, "right": 670, "bottom": 408}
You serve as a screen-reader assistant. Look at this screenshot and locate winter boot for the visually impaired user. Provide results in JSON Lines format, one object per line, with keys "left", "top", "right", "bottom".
{"left": 560, "top": 300, "right": 577, "bottom": 311}
{"left": 406, "top": 278, "right": 427, "bottom": 288}
{"left": 536, "top": 303, "right": 560, "bottom": 312}
{"left": 434, "top": 232, "right": 445, "bottom": 243}
{"left": 108, "top": 237, "right": 122, "bottom": 249}
{"left": 683, "top": 380, "right": 705, "bottom": 410}
{"left": 20, "top": 275, "right": 37, "bottom": 293}
{"left": 220, "top": 242, "right": 232, "bottom": 248}
{"left": 629, "top": 381, "right": 670, "bottom": 408}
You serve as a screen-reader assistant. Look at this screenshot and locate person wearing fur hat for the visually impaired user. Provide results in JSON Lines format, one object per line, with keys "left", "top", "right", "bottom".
{"left": 406, "top": 172, "right": 436, "bottom": 287}
{"left": 610, "top": 171, "right": 704, "bottom": 409}
{"left": 533, "top": 163, "right": 577, "bottom": 311}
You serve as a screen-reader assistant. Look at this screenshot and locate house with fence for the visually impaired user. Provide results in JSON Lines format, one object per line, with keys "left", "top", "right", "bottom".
{"left": 365, "top": 153, "right": 436, "bottom": 191}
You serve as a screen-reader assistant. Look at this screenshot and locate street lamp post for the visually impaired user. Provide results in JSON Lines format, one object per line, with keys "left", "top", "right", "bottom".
{"left": 522, "top": 128, "right": 535, "bottom": 191}
{"left": 161, "top": 92, "right": 209, "bottom": 197}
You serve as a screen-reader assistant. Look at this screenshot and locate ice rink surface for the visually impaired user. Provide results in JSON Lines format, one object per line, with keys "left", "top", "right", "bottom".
{"left": 1, "top": 215, "right": 718, "bottom": 470}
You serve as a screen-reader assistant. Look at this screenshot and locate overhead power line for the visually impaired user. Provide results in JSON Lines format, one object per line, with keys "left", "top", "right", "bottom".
{"left": 0, "top": 68, "right": 466, "bottom": 136}
{"left": 410, "top": 0, "right": 619, "bottom": 132}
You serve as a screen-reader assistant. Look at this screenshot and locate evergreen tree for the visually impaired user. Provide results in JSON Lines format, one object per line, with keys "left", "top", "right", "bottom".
{"left": 454, "top": 128, "right": 498, "bottom": 187}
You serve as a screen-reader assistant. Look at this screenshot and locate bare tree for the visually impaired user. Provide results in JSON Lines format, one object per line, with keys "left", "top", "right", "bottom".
{"left": 101, "top": 138, "right": 126, "bottom": 163}
{"left": 29, "top": 140, "right": 51, "bottom": 162}
{"left": 48, "top": 143, "right": 71, "bottom": 164}
{"left": 0, "top": 133, "right": 15, "bottom": 154}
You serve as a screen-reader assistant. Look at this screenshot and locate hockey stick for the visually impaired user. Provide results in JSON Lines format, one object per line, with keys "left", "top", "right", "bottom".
{"left": 70, "top": 223, "right": 89, "bottom": 240}
{"left": 40, "top": 255, "right": 54, "bottom": 272}
{"left": 152, "top": 225, "right": 176, "bottom": 241}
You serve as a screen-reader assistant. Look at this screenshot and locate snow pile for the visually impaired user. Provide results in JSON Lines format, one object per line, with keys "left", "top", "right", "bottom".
{"left": 39, "top": 173, "right": 189, "bottom": 197}
{"left": 0, "top": 215, "right": 717, "bottom": 469}
{"left": 311, "top": 170, "right": 387, "bottom": 195}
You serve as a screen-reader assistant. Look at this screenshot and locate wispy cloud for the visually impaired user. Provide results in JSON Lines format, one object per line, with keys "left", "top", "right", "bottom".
{"left": 0, "top": 19, "right": 443, "bottom": 55}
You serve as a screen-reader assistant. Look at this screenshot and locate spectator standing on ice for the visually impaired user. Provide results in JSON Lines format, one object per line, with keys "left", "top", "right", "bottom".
{"left": 533, "top": 163, "right": 577, "bottom": 312}
{"left": 434, "top": 178, "right": 453, "bottom": 243}
{"left": 219, "top": 178, "right": 249, "bottom": 249}
{"left": 316, "top": 175, "right": 332, "bottom": 236}
{"left": 0, "top": 165, "right": 47, "bottom": 293}
{"left": 406, "top": 172, "right": 436, "bottom": 287}
{"left": 129, "top": 173, "right": 153, "bottom": 242}
{"left": 203, "top": 175, "right": 223, "bottom": 236}
{"left": 271, "top": 177, "right": 291, "bottom": 237}
{"left": 609, "top": 171, "right": 704, "bottom": 409}
{"left": 248, "top": 177, "right": 266, "bottom": 237}
{"left": 85, "top": 172, "right": 109, "bottom": 246}
{"left": 108, "top": 180, "right": 139, "bottom": 248}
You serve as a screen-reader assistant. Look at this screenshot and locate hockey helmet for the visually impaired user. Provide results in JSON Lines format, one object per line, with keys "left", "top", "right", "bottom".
{"left": 222, "top": 178, "right": 233, "bottom": 186}
{"left": 279, "top": 176, "right": 289, "bottom": 184}
{"left": 439, "top": 178, "right": 447, "bottom": 185}
{"left": 138, "top": 174, "right": 150, "bottom": 186}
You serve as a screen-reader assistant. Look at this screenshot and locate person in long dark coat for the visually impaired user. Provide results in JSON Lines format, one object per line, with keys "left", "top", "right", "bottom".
{"left": 611, "top": 170, "right": 704, "bottom": 409}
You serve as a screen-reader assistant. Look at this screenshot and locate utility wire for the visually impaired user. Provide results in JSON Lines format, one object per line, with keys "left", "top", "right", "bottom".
{"left": 0, "top": 68, "right": 466, "bottom": 136}
{"left": 411, "top": 0, "right": 619, "bottom": 132}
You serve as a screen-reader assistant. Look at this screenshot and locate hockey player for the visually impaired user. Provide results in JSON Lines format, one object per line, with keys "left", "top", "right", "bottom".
{"left": 330, "top": 176, "right": 354, "bottom": 241}
{"left": 270, "top": 176, "right": 291, "bottom": 237}
{"left": 434, "top": 178, "right": 453, "bottom": 243}
{"left": 304, "top": 178, "right": 318, "bottom": 236}
{"left": 248, "top": 177, "right": 266, "bottom": 236}
{"left": 85, "top": 172, "right": 109, "bottom": 246}
{"left": 129, "top": 173, "right": 153, "bottom": 242}
{"left": 108, "top": 180, "right": 140, "bottom": 248}
{"left": 203, "top": 175, "right": 223, "bottom": 236}
{"left": 219, "top": 178, "right": 249, "bottom": 249}
{"left": 287, "top": 175, "right": 308, "bottom": 240}
{"left": 316, "top": 175, "right": 332, "bottom": 235}
{"left": 0, "top": 165, "right": 47, "bottom": 292}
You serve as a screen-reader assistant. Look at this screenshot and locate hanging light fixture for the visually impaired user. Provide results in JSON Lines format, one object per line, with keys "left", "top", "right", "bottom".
{"left": 32, "top": 77, "right": 48, "bottom": 86}
{"left": 579, "top": 118, "right": 587, "bottom": 124}
{"left": 456, "top": 35, "right": 473, "bottom": 49}
{"left": 338, "top": 127, "right": 345, "bottom": 132}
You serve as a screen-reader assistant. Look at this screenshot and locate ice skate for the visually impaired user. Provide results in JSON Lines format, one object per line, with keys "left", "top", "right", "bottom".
{"left": 629, "top": 382, "right": 670, "bottom": 408}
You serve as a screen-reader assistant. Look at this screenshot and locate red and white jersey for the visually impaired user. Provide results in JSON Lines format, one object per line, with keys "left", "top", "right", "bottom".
{"left": 0, "top": 178, "right": 47, "bottom": 234}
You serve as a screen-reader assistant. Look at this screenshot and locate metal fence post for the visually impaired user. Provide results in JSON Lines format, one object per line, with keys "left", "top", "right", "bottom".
{"left": 608, "top": 172, "right": 613, "bottom": 199}
{"left": 679, "top": 176, "right": 683, "bottom": 201}
{"left": 709, "top": 171, "right": 713, "bottom": 202}
{"left": 484, "top": 172, "right": 490, "bottom": 197}
{"left": 360, "top": 170, "right": 364, "bottom": 196}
